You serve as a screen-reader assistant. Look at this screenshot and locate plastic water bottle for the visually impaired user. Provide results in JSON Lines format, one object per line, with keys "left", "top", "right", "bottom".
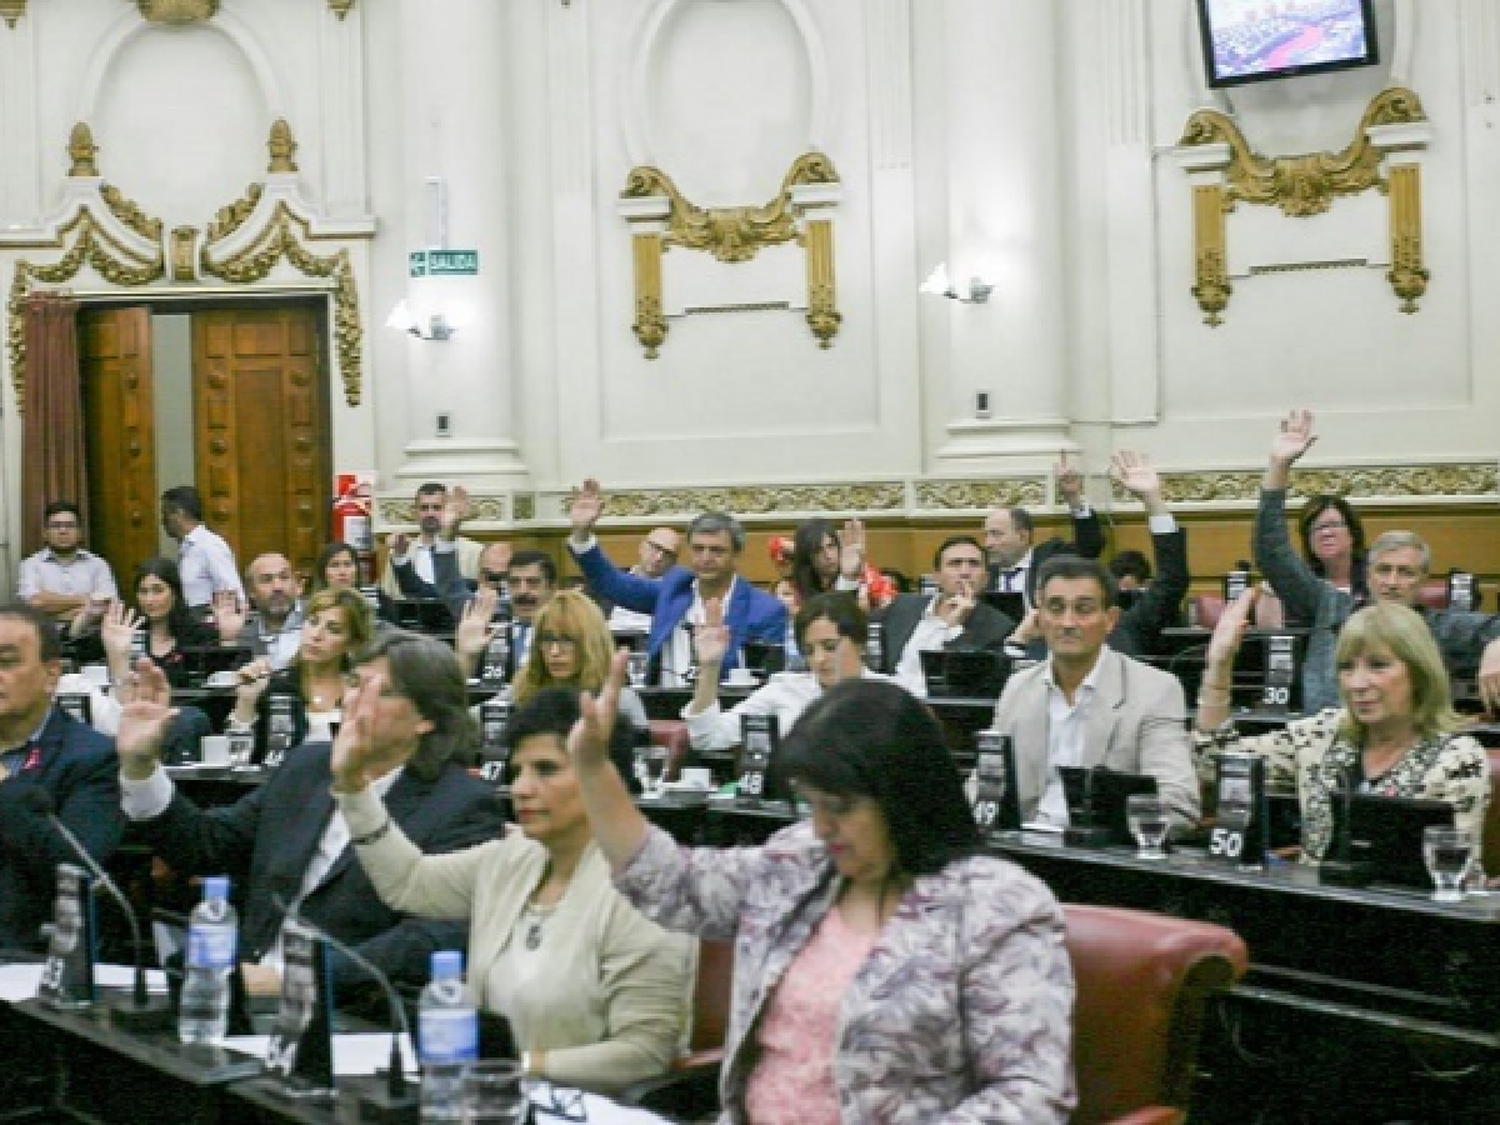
{"left": 179, "top": 876, "right": 237, "bottom": 1044}
{"left": 419, "top": 950, "right": 477, "bottom": 1123}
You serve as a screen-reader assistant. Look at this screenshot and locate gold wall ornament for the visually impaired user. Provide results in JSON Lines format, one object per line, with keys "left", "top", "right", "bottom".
{"left": 1113, "top": 464, "right": 1499, "bottom": 507}
{"left": 68, "top": 124, "right": 99, "bottom": 178}
{"left": 100, "top": 184, "right": 163, "bottom": 243}
{"left": 328, "top": 0, "right": 355, "bottom": 18}
{"left": 914, "top": 479, "right": 1046, "bottom": 511}
{"left": 0, "top": 1, "right": 25, "bottom": 29}
{"left": 200, "top": 201, "right": 362, "bottom": 405}
{"left": 619, "top": 152, "right": 843, "bottom": 357}
{"left": 8, "top": 212, "right": 166, "bottom": 412}
{"left": 557, "top": 482, "right": 906, "bottom": 521}
{"left": 134, "top": 0, "right": 218, "bottom": 23}
{"left": 205, "top": 183, "right": 263, "bottom": 244}
{"left": 1177, "top": 87, "right": 1430, "bottom": 325}
{"left": 267, "top": 119, "right": 298, "bottom": 175}
{"left": 170, "top": 226, "right": 198, "bottom": 281}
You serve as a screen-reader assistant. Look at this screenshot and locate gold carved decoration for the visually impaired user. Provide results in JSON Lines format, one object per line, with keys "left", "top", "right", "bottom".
{"left": 559, "top": 483, "right": 906, "bottom": 521}
{"left": 135, "top": 0, "right": 218, "bottom": 23}
{"left": 329, "top": 0, "right": 355, "bottom": 18}
{"left": 1117, "top": 465, "right": 1499, "bottom": 507}
{"left": 915, "top": 480, "right": 1046, "bottom": 512}
{"left": 205, "top": 183, "right": 263, "bottom": 244}
{"left": 619, "top": 153, "right": 842, "bottom": 357}
{"left": 9, "top": 213, "right": 166, "bottom": 412}
{"left": 267, "top": 119, "right": 298, "bottom": 175}
{"left": 0, "top": 1, "right": 24, "bottom": 29}
{"left": 101, "top": 184, "right": 163, "bottom": 243}
{"left": 1178, "top": 88, "right": 1430, "bottom": 325}
{"left": 200, "top": 201, "right": 363, "bottom": 405}
{"left": 68, "top": 124, "right": 99, "bottom": 178}
{"left": 170, "top": 227, "right": 197, "bottom": 281}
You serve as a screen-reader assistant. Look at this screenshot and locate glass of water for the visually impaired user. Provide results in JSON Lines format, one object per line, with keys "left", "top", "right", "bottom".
{"left": 626, "top": 651, "right": 649, "bottom": 688}
{"left": 1423, "top": 825, "right": 1474, "bottom": 903}
{"left": 1126, "top": 793, "right": 1171, "bottom": 860}
{"left": 461, "top": 1060, "right": 528, "bottom": 1125}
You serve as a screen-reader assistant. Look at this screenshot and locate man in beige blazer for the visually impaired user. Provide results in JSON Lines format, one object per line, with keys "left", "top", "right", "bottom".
{"left": 992, "top": 554, "right": 1200, "bottom": 829}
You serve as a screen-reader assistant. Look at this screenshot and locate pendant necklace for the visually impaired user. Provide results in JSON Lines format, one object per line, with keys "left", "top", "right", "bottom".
{"left": 524, "top": 901, "right": 558, "bottom": 951}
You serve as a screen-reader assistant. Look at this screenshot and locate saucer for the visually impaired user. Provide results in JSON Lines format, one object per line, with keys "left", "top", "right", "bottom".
{"left": 204, "top": 672, "right": 240, "bottom": 689}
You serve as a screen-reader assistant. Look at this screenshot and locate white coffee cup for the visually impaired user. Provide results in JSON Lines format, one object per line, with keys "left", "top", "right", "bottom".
{"left": 680, "top": 767, "right": 713, "bottom": 790}
{"left": 727, "top": 667, "right": 756, "bottom": 686}
{"left": 205, "top": 671, "right": 239, "bottom": 689}
{"left": 200, "top": 735, "right": 230, "bottom": 766}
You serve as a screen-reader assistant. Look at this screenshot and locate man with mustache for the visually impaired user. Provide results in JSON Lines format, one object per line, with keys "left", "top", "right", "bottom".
{"left": 503, "top": 550, "right": 557, "bottom": 670}
{"left": 990, "top": 555, "right": 1199, "bottom": 831}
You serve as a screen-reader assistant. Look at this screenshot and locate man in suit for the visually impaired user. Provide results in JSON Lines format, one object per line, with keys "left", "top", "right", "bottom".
{"left": 115, "top": 631, "right": 505, "bottom": 1003}
{"left": 566, "top": 479, "right": 786, "bottom": 684}
{"left": 0, "top": 604, "right": 123, "bottom": 949}
{"left": 983, "top": 461, "right": 1104, "bottom": 610}
{"left": 992, "top": 555, "right": 1199, "bottom": 830}
{"left": 1004, "top": 452, "right": 1188, "bottom": 661}
{"left": 882, "top": 535, "right": 1015, "bottom": 697}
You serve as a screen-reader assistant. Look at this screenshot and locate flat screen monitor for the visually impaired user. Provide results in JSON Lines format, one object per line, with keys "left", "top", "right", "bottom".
{"left": 920, "top": 650, "right": 1011, "bottom": 701}
{"left": 1330, "top": 793, "right": 1454, "bottom": 891}
{"left": 1196, "top": 0, "right": 1379, "bottom": 88}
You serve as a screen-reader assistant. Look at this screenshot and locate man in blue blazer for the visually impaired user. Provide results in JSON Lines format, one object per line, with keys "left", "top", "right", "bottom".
{"left": 0, "top": 604, "right": 123, "bottom": 949}
{"left": 566, "top": 479, "right": 787, "bottom": 684}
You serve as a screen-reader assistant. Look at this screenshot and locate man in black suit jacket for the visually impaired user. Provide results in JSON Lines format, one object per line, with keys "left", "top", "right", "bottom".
{"left": 984, "top": 461, "right": 1105, "bottom": 609}
{"left": 117, "top": 631, "right": 504, "bottom": 1001}
{"left": 881, "top": 536, "right": 1015, "bottom": 696}
{"left": 0, "top": 605, "right": 123, "bottom": 949}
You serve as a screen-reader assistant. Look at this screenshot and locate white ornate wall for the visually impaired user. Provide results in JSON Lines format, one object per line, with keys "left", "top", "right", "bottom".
{"left": 0, "top": 0, "right": 1495, "bottom": 588}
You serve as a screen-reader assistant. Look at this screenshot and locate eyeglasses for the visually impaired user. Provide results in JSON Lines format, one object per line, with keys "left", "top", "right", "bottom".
{"left": 1310, "top": 520, "right": 1347, "bottom": 534}
{"left": 645, "top": 541, "right": 677, "bottom": 559}
{"left": 481, "top": 570, "right": 509, "bottom": 585}
{"left": 45, "top": 521, "right": 79, "bottom": 530}
{"left": 537, "top": 633, "right": 578, "bottom": 652}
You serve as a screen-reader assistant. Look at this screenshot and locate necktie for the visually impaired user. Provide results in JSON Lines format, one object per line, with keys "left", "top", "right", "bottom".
{"left": 1003, "top": 568, "right": 1022, "bottom": 593}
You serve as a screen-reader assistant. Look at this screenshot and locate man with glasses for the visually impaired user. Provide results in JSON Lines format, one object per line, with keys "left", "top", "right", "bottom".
{"left": 381, "top": 482, "right": 486, "bottom": 600}
{"left": 113, "top": 631, "right": 505, "bottom": 1005}
{"left": 606, "top": 529, "right": 681, "bottom": 633}
{"left": 18, "top": 502, "right": 118, "bottom": 624}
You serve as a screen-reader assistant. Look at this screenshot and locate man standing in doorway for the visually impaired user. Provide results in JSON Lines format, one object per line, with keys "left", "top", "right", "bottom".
{"left": 160, "top": 485, "right": 244, "bottom": 610}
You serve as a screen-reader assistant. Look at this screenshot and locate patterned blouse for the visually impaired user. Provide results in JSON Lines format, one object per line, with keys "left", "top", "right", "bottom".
{"left": 1193, "top": 708, "right": 1490, "bottom": 862}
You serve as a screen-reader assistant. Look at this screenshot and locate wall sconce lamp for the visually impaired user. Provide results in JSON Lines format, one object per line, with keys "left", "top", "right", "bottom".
{"left": 386, "top": 299, "right": 456, "bottom": 341}
{"left": 919, "top": 262, "right": 993, "bottom": 304}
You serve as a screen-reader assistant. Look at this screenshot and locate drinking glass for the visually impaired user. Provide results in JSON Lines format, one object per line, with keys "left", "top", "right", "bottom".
{"left": 1423, "top": 825, "right": 1474, "bottom": 903}
{"left": 626, "top": 651, "right": 649, "bottom": 688}
{"left": 460, "top": 1060, "right": 528, "bottom": 1124}
{"left": 1126, "top": 794, "right": 1170, "bottom": 860}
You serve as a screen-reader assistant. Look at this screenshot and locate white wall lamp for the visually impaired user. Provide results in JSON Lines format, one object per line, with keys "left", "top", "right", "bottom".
{"left": 386, "top": 299, "right": 456, "bottom": 342}
{"left": 919, "top": 262, "right": 994, "bottom": 305}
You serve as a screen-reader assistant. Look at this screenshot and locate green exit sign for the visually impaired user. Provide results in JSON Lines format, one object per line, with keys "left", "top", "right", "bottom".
{"left": 409, "top": 249, "right": 479, "bottom": 277}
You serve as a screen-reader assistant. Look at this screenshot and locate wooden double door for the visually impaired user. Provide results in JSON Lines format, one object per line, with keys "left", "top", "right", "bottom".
{"left": 78, "top": 303, "right": 331, "bottom": 591}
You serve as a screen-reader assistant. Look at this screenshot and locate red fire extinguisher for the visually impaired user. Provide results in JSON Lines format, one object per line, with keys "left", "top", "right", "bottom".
{"left": 332, "top": 485, "right": 375, "bottom": 584}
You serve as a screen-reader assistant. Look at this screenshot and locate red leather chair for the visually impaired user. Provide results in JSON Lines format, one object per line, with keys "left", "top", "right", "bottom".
{"left": 1187, "top": 594, "right": 1225, "bottom": 629}
{"left": 1064, "top": 904, "right": 1249, "bottom": 1125}
{"left": 621, "top": 938, "right": 733, "bottom": 1119}
{"left": 1416, "top": 580, "right": 1451, "bottom": 610}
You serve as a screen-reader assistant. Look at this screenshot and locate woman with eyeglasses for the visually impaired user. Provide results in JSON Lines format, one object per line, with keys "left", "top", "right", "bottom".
{"left": 329, "top": 685, "right": 693, "bottom": 1093}
{"left": 570, "top": 662, "right": 1076, "bottom": 1123}
{"left": 508, "top": 590, "right": 649, "bottom": 731}
{"left": 227, "top": 586, "right": 375, "bottom": 761}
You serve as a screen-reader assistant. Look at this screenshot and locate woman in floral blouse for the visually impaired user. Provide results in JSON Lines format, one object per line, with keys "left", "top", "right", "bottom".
{"left": 572, "top": 658, "right": 1075, "bottom": 1125}
{"left": 1196, "top": 592, "right": 1489, "bottom": 863}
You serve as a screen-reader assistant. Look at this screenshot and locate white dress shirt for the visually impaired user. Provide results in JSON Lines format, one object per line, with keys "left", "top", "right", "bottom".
{"left": 661, "top": 577, "right": 738, "bottom": 687}
{"left": 1033, "top": 651, "right": 1107, "bottom": 826}
{"left": 683, "top": 669, "right": 889, "bottom": 753}
{"left": 178, "top": 525, "right": 244, "bottom": 607}
{"left": 893, "top": 596, "right": 961, "bottom": 698}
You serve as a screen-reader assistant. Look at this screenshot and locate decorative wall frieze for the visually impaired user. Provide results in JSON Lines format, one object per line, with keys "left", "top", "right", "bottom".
{"left": 1176, "top": 88, "right": 1433, "bottom": 324}
{"left": 134, "top": 0, "right": 218, "bottom": 23}
{"left": 618, "top": 152, "right": 843, "bottom": 357}
{"left": 0, "top": 1, "right": 24, "bottom": 30}
{"left": 914, "top": 479, "right": 1045, "bottom": 512}
{"left": 1114, "top": 464, "right": 1499, "bottom": 506}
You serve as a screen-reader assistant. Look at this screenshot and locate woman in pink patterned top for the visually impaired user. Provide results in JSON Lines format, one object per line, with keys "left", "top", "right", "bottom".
{"left": 571, "top": 658, "right": 1076, "bottom": 1124}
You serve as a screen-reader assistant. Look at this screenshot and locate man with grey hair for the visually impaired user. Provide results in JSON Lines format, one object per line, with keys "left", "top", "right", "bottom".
{"left": 1256, "top": 409, "right": 1500, "bottom": 711}
{"left": 566, "top": 479, "right": 786, "bottom": 684}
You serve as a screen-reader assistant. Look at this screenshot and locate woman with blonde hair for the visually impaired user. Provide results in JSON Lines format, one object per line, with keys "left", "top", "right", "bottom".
{"left": 511, "top": 590, "right": 649, "bottom": 730}
{"left": 1195, "top": 592, "right": 1489, "bottom": 863}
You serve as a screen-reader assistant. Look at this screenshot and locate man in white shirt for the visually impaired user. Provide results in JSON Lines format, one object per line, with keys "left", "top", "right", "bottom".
{"left": 983, "top": 461, "right": 1104, "bottom": 611}
{"left": 991, "top": 555, "right": 1199, "bottom": 830}
{"left": 18, "top": 502, "right": 118, "bottom": 623}
{"left": 381, "top": 482, "right": 485, "bottom": 599}
{"left": 881, "top": 536, "right": 1016, "bottom": 698}
{"left": 160, "top": 486, "right": 244, "bottom": 609}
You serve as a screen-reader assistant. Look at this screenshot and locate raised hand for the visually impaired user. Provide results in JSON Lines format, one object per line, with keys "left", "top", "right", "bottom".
{"left": 456, "top": 587, "right": 499, "bottom": 664}
{"left": 233, "top": 657, "right": 274, "bottom": 711}
{"left": 839, "top": 518, "right": 867, "bottom": 581}
{"left": 388, "top": 531, "right": 411, "bottom": 559}
{"left": 568, "top": 479, "right": 605, "bottom": 536}
{"left": 1205, "top": 588, "right": 1258, "bottom": 675}
{"left": 211, "top": 589, "right": 246, "bottom": 641}
{"left": 1269, "top": 409, "right": 1317, "bottom": 468}
{"left": 1056, "top": 460, "right": 1085, "bottom": 509}
{"left": 937, "top": 579, "right": 977, "bottom": 629}
{"left": 100, "top": 600, "right": 143, "bottom": 664}
{"left": 116, "top": 658, "right": 177, "bottom": 781}
{"left": 1110, "top": 450, "right": 1160, "bottom": 499}
{"left": 440, "top": 486, "right": 471, "bottom": 539}
{"left": 568, "top": 649, "right": 629, "bottom": 773}
{"left": 330, "top": 670, "right": 383, "bottom": 791}
{"left": 693, "top": 597, "right": 730, "bottom": 667}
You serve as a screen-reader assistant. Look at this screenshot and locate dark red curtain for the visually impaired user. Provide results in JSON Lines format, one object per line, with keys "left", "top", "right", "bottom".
{"left": 22, "top": 293, "right": 86, "bottom": 558}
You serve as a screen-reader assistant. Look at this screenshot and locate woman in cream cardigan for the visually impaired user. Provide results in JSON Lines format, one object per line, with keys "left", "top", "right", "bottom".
{"left": 330, "top": 684, "right": 693, "bottom": 1093}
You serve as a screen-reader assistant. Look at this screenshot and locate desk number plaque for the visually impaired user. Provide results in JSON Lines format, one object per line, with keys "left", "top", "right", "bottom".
{"left": 38, "top": 863, "right": 96, "bottom": 1010}
{"left": 264, "top": 921, "right": 336, "bottom": 1098}
{"left": 1257, "top": 633, "right": 1301, "bottom": 713}
{"left": 263, "top": 695, "right": 298, "bottom": 770}
{"left": 1211, "top": 752, "right": 1269, "bottom": 869}
{"left": 477, "top": 697, "right": 513, "bottom": 785}
{"left": 737, "top": 713, "right": 781, "bottom": 808}
{"left": 971, "top": 731, "right": 1021, "bottom": 838}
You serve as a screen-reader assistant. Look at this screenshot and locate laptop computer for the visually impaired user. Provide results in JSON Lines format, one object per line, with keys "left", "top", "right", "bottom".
{"left": 978, "top": 591, "right": 1026, "bottom": 624}
{"left": 920, "top": 650, "right": 1010, "bottom": 700}
{"left": 1328, "top": 793, "right": 1455, "bottom": 890}
{"left": 1058, "top": 766, "right": 1160, "bottom": 846}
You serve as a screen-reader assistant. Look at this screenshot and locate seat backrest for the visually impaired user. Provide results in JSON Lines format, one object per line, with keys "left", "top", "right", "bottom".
{"left": 1416, "top": 580, "right": 1450, "bottom": 610}
{"left": 687, "top": 938, "right": 733, "bottom": 1055}
{"left": 1482, "top": 745, "right": 1500, "bottom": 878}
{"left": 1064, "top": 904, "right": 1248, "bottom": 1125}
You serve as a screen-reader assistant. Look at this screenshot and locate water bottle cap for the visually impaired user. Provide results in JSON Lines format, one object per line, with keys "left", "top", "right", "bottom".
{"left": 431, "top": 950, "right": 463, "bottom": 978}
{"left": 203, "top": 876, "right": 230, "bottom": 900}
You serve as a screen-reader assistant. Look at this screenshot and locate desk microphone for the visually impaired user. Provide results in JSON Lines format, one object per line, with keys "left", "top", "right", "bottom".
{"left": 23, "top": 788, "right": 172, "bottom": 1029}
{"left": 271, "top": 894, "right": 416, "bottom": 1120}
